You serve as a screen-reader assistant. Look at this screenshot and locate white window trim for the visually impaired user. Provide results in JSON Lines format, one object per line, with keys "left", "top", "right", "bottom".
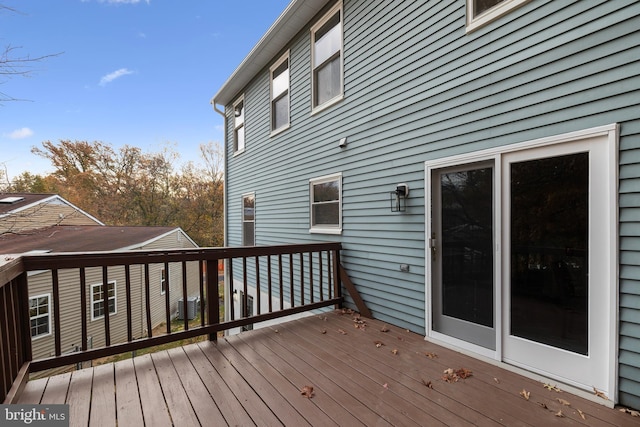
{"left": 466, "top": 0, "right": 531, "bottom": 33}
{"left": 29, "top": 293, "right": 51, "bottom": 340}
{"left": 233, "top": 95, "right": 245, "bottom": 155}
{"left": 310, "top": 1, "right": 344, "bottom": 115}
{"left": 91, "top": 280, "right": 117, "bottom": 321}
{"left": 309, "top": 172, "right": 343, "bottom": 234}
{"left": 160, "top": 268, "right": 166, "bottom": 296}
{"left": 242, "top": 192, "right": 256, "bottom": 246}
{"left": 270, "top": 51, "right": 291, "bottom": 136}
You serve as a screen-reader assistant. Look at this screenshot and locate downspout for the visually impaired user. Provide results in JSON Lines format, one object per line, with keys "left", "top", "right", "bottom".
{"left": 210, "top": 97, "right": 230, "bottom": 326}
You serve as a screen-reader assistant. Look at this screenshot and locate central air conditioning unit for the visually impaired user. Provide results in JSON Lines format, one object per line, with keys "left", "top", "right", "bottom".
{"left": 177, "top": 296, "right": 200, "bottom": 320}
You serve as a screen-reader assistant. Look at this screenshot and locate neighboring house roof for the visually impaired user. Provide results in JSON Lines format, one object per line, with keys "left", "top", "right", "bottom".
{"left": 0, "top": 193, "right": 104, "bottom": 225}
{"left": 212, "top": 0, "right": 327, "bottom": 106}
{"left": 0, "top": 225, "right": 194, "bottom": 254}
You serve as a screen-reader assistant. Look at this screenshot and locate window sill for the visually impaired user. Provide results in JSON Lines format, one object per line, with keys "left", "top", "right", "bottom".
{"left": 466, "top": 0, "right": 530, "bottom": 34}
{"left": 31, "top": 332, "right": 51, "bottom": 341}
{"left": 309, "top": 227, "right": 342, "bottom": 235}
{"left": 233, "top": 149, "right": 245, "bottom": 157}
{"left": 311, "top": 94, "right": 344, "bottom": 116}
{"left": 270, "top": 123, "right": 290, "bottom": 138}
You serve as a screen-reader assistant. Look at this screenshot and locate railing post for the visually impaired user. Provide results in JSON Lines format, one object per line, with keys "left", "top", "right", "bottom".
{"left": 206, "top": 259, "right": 219, "bottom": 342}
{"left": 16, "top": 272, "right": 32, "bottom": 364}
{"left": 333, "top": 249, "right": 342, "bottom": 309}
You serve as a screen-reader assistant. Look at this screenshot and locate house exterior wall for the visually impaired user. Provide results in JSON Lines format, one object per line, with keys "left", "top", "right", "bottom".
{"left": 27, "top": 230, "right": 200, "bottom": 365}
{"left": 0, "top": 199, "right": 101, "bottom": 234}
{"left": 222, "top": 0, "right": 640, "bottom": 407}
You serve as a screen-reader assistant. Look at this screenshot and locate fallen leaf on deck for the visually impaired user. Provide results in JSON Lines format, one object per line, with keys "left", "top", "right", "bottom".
{"left": 554, "top": 410, "right": 564, "bottom": 418}
{"left": 442, "top": 368, "right": 471, "bottom": 383}
{"left": 397, "top": 336, "right": 405, "bottom": 341}
{"left": 391, "top": 348, "right": 398, "bottom": 355}
{"left": 374, "top": 340, "right": 385, "bottom": 348}
{"left": 455, "top": 368, "right": 472, "bottom": 379}
{"left": 301, "top": 385, "right": 314, "bottom": 398}
{"left": 543, "top": 383, "right": 561, "bottom": 392}
{"left": 383, "top": 383, "right": 388, "bottom": 389}
{"left": 620, "top": 407, "right": 640, "bottom": 417}
{"left": 320, "top": 329, "right": 326, "bottom": 334}
{"left": 577, "top": 409, "right": 586, "bottom": 420}
{"left": 337, "top": 329, "right": 347, "bottom": 335}
{"left": 536, "top": 402, "right": 548, "bottom": 409}
{"left": 422, "top": 379, "right": 434, "bottom": 389}
{"left": 493, "top": 377, "right": 500, "bottom": 384}
{"left": 425, "top": 352, "right": 438, "bottom": 359}
{"left": 593, "top": 387, "right": 608, "bottom": 400}
{"left": 556, "top": 398, "right": 570, "bottom": 406}
{"left": 274, "top": 329, "right": 279, "bottom": 333}
{"left": 380, "top": 325, "right": 389, "bottom": 332}
{"left": 520, "top": 389, "right": 530, "bottom": 400}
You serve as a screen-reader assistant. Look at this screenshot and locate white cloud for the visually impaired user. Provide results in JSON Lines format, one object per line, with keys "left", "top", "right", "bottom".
{"left": 4, "top": 127, "right": 34, "bottom": 139}
{"left": 99, "top": 68, "right": 134, "bottom": 86}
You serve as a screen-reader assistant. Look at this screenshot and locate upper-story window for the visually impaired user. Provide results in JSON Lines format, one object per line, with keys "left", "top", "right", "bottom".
{"left": 466, "top": 0, "right": 530, "bottom": 32}
{"left": 311, "top": 2, "right": 343, "bottom": 112}
{"left": 271, "top": 52, "right": 290, "bottom": 134}
{"left": 309, "top": 173, "right": 342, "bottom": 234}
{"left": 233, "top": 96, "right": 245, "bottom": 153}
{"left": 242, "top": 193, "right": 255, "bottom": 246}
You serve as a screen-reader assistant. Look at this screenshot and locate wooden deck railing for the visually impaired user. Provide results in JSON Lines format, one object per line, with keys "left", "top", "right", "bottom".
{"left": 1, "top": 242, "right": 369, "bottom": 403}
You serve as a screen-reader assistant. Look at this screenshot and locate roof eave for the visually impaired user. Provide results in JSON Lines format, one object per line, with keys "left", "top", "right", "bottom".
{"left": 211, "top": 0, "right": 328, "bottom": 108}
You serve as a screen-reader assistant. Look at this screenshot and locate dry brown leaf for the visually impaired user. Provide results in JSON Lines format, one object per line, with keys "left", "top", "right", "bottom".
{"left": 493, "top": 377, "right": 500, "bottom": 384}
{"left": 577, "top": 409, "right": 586, "bottom": 420}
{"left": 301, "top": 385, "right": 314, "bottom": 398}
{"left": 380, "top": 324, "right": 389, "bottom": 332}
{"left": 543, "top": 383, "right": 561, "bottom": 392}
{"left": 456, "top": 368, "right": 472, "bottom": 379}
{"left": 274, "top": 329, "right": 279, "bottom": 333}
{"left": 520, "top": 389, "right": 530, "bottom": 401}
{"left": 554, "top": 410, "right": 564, "bottom": 418}
{"left": 374, "top": 340, "right": 385, "bottom": 348}
{"left": 593, "top": 387, "right": 608, "bottom": 400}
{"left": 620, "top": 407, "right": 640, "bottom": 417}
{"left": 383, "top": 383, "right": 388, "bottom": 389}
{"left": 391, "top": 348, "right": 398, "bottom": 355}
{"left": 536, "top": 402, "right": 548, "bottom": 409}
{"left": 425, "top": 352, "right": 438, "bottom": 359}
{"left": 422, "top": 379, "right": 434, "bottom": 389}
{"left": 556, "top": 398, "right": 571, "bottom": 406}
{"left": 320, "top": 329, "right": 327, "bottom": 334}
{"left": 337, "top": 329, "right": 347, "bottom": 335}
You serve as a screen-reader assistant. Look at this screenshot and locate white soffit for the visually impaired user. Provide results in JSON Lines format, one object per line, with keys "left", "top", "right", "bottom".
{"left": 213, "top": 0, "right": 328, "bottom": 106}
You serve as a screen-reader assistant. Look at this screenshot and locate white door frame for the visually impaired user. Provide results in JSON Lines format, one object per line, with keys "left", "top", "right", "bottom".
{"left": 425, "top": 124, "right": 619, "bottom": 401}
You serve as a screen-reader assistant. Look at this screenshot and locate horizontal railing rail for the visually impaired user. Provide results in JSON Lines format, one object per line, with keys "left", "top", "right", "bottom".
{"left": 2, "top": 242, "right": 365, "bottom": 375}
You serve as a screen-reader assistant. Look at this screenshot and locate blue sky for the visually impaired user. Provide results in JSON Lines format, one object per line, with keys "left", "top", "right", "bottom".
{"left": 0, "top": 0, "right": 290, "bottom": 181}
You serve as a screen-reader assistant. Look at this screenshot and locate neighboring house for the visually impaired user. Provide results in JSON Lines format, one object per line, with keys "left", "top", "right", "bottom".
{"left": 0, "top": 194, "right": 200, "bottom": 363}
{"left": 0, "top": 193, "right": 103, "bottom": 234}
{"left": 211, "top": 0, "right": 640, "bottom": 409}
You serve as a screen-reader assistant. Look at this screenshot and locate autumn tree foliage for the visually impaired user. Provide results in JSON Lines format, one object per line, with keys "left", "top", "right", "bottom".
{"left": 5, "top": 140, "right": 224, "bottom": 247}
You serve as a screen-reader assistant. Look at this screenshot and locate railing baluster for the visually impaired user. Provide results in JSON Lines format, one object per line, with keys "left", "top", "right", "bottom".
{"left": 199, "top": 261, "right": 205, "bottom": 328}
{"left": 17, "top": 272, "right": 32, "bottom": 364}
{"left": 267, "top": 255, "right": 273, "bottom": 313}
{"left": 299, "top": 252, "right": 304, "bottom": 306}
{"left": 206, "top": 259, "right": 219, "bottom": 342}
{"left": 242, "top": 257, "right": 248, "bottom": 318}
{"left": 308, "top": 252, "right": 314, "bottom": 304}
{"left": 289, "top": 253, "right": 294, "bottom": 308}
{"left": 51, "top": 269, "right": 62, "bottom": 356}
{"left": 144, "top": 264, "right": 152, "bottom": 338}
{"left": 0, "top": 285, "right": 10, "bottom": 396}
{"left": 333, "top": 250, "right": 341, "bottom": 307}
{"left": 182, "top": 261, "right": 188, "bottom": 331}
{"left": 228, "top": 258, "right": 235, "bottom": 321}
{"left": 164, "top": 261, "right": 171, "bottom": 335}
{"left": 124, "top": 265, "right": 133, "bottom": 342}
{"left": 327, "top": 250, "right": 332, "bottom": 299}
{"left": 6, "top": 283, "right": 18, "bottom": 384}
{"left": 79, "top": 268, "right": 88, "bottom": 351}
{"left": 255, "top": 256, "right": 261, "bottom": 316}
{"left": 278, "top": 255, "right": 284, "bottom": 311}
{"left": 102, "top": 266, "right": 111, "bottom": 347}
{"left": 319, "top": 251, "right": 324, "bottom": 301}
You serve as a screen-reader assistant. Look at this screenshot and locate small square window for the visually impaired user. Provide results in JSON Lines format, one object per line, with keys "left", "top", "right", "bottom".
{"left": 91, "top": 281, "right": 117, "bottom": 321}
{"left": 29, "top": 294, "right": 51, "bottom": 338}
{"left": 310, "top": 174, "right": 342, "bottom": 234}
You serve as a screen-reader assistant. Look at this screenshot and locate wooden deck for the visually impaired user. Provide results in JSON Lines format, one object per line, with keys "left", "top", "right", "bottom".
{"left": 16, "top": 311, "right": 640, "bottom": 426}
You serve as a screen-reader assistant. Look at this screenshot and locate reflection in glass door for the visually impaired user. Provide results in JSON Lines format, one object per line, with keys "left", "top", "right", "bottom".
{"left": 432, "top": 163, "right": 495, "bottom": 350}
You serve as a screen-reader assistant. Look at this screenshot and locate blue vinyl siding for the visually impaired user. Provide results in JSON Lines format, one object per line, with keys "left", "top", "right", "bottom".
{"left": 223, "top": 0, "right": 640, "bottom": 405}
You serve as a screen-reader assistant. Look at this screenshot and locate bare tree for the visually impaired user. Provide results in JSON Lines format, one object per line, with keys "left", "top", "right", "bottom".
{"left": 0, "top": 5, "right": 62, "bottom": 102}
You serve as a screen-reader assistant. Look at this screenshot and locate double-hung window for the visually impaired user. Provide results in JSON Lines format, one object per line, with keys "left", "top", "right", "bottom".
{"left": 466, "top": 0, "right": 530, "bottom": 32}
{"left": 91, "top": 281, "right": 117, "bottom": 320}
{"left": 311, "top": 2, "right": 343, "bottom": 112}
{"left": 310, "top": 173, "right": 342, "bottom": 234}
{"left": 242, "top": 193, "right": 255, "bottom": 246}
{"left": 29, "top": 294, "right": 51, "bottom": 338}
{"left": 160, "top": 268, "right": 167, "bottom": 295}
{"left": 271, "top": 52, "right": 290, "bottom": 134}
{"left": 233, "top": 96, "right": 245, "bottom": 153}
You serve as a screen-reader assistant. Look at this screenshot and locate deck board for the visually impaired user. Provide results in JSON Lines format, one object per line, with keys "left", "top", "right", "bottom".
{"left": 15, "top": 312, "right": 640, "bottom": 426}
